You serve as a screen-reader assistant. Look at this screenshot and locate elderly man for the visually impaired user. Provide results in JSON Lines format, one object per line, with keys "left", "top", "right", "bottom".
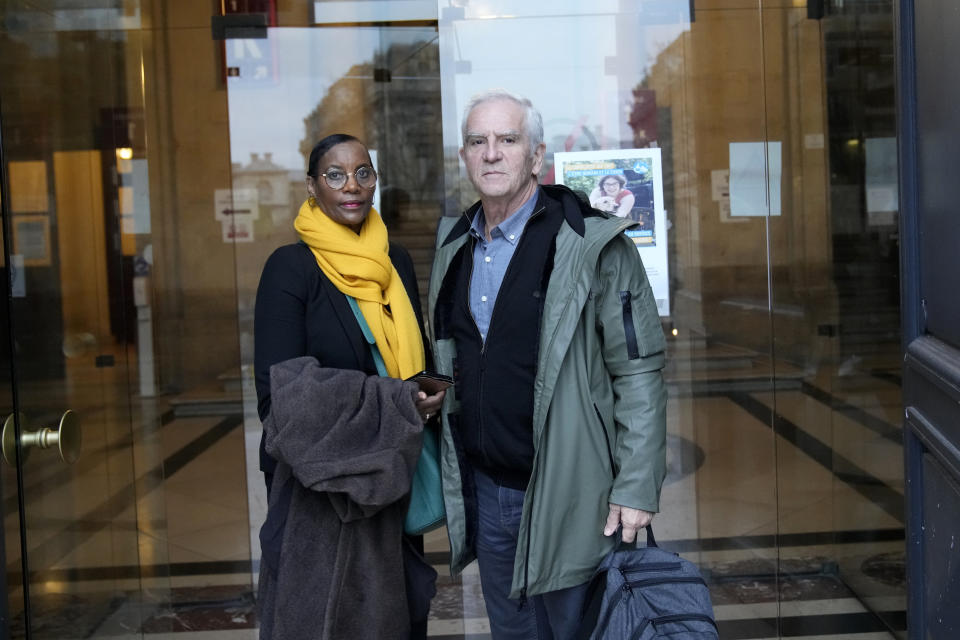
{"left": 427, "top": 90, "right": 667, "bottom": 639}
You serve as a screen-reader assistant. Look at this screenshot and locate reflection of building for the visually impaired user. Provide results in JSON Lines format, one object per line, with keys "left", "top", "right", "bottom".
{"left": 301, "top": 42, "right": 443, "bottom": 213}
{"left": 232, "top": 152, "right": 289, "bottom": 210}
{"left": 641, "top": 12, "right": 836, "bottom": 366}
{"left": 231, "top": 152, "right": 298, "bottom": 230}
{"left": 228, "top": 154, "right": 308, "bottom": 375}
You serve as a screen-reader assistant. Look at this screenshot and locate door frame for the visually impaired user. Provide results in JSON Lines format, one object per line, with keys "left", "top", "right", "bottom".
{"left": 897, "top": 1, "right": 960, "bottom": 638}
{"left": 0, "top": 87, "right": 32, "bottom": 639}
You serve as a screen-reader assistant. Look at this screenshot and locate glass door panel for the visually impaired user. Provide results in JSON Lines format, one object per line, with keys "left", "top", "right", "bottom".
{"left": 766, "top": 2, "right": 905, "bottom": 635}
{"left": 0, "top": 10, "right": 169, "bottom": 638}
{"left": 0, "top": 180, "right": 26, "bottom": 640}
{"left": 436, "top": 0, "right": 780, "bottom": 632}
{"left": 0, "top": 2, "right": 904, "bottom": 638}
{"left": 223, "top": 24, "right": 443, "bottom": 571}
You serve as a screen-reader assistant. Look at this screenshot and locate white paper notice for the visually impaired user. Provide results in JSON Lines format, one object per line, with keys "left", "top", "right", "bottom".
{"left": 131, "top": 159, "right": 152, "bottom": 234}
{"left": 9, "top": 255, "right": 25, "bottom": 298}
{"left": 865, "top": 137, "right": 898, "bottom": 226}
{"left": 729, "top": 142, "right": 782, "bottom": 217}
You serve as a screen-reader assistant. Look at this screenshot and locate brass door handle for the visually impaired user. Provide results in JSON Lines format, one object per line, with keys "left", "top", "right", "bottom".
{"left": 2, "top": 410, "right": 81, "bottom": 465}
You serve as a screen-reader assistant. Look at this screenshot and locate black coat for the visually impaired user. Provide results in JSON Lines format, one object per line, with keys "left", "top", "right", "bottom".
{"left": 253, "top": 241, "right": 436, "bottom": 639}
{"left": 254, "top": 241, "right": 427, "bottom": 477}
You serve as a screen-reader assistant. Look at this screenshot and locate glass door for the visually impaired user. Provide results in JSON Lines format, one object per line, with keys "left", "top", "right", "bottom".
{"left": 223, "top": 22, "right": 445, "bottom": 580}
{"left": 0, "top": 20, "right": 164, "bottom": 638}
{"left": 0, "top": 5, "right": 222, "bottom": 637}
{"left": 3, "top": 3, "right": 447, "bottom": 637}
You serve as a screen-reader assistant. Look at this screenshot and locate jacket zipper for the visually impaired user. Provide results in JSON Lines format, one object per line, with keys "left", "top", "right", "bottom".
{"left": 619, "top": 291, "right": 641, "bottom": 360}
{"left": 629, "top": 613, "right": 719, "bottom": 639}
{"left": 517, "top": 488, "right": 534, "bottom": 610}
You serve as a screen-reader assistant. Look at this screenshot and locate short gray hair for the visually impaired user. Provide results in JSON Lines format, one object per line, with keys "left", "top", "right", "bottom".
{"left": 461, "top": 89, "right": 544, "bottom": 155}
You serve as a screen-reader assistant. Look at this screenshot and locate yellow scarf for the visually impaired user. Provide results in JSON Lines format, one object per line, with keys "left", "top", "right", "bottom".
{"left": 294, "top": 199, "right": 424, "bottom": 379}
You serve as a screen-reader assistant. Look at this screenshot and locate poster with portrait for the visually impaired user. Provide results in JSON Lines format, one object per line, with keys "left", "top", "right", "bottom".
{"left": 554, "top": 149, "right": 669, "bottom": 317}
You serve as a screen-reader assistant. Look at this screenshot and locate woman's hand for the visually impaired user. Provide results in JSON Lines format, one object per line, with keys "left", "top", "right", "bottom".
{"left": 415, "top": 389, "right": 446, "bottom": 422}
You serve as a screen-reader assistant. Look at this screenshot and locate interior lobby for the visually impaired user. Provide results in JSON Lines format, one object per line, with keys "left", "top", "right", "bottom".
{"left": 0, "top": 1, "right": 909, "bottom": 638}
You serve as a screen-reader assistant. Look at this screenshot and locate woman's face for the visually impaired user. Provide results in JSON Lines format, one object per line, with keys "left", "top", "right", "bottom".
{"left": 602, "top": 178, "right": 621, "bottom": 196}
{"left": 308, "top": 140, "right": 375, "bottom": 233}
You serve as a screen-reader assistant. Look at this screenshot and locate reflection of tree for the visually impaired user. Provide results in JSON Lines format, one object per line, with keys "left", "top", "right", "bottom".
{"left": 300, "top": 40, "right": 443, "bottom": 207}
{"left": 628, "top": 86, "right": 658, "bottom": 148}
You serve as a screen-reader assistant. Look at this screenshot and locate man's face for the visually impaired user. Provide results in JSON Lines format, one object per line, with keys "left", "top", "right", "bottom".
{"left": 460, "top": 99, "right": 545, "bottom": 202}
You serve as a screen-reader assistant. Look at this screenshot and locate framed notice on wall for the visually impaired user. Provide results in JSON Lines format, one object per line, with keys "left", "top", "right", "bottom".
{"left": 12, "top": 215, "right": 51, "bottom": 266}
{"left": 554, "top": 148, "right": 670, "bottom": 317}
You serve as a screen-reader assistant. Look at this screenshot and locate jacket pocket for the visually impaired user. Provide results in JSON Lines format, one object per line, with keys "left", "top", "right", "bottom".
{"left": 619, "top": 291, "right": 641, "bottom": 359}
{"left": 593, "top": 403, "right": 617, "bottom": 477}
{"left": 619, "top": 286, "right": 666, "bottom": 359}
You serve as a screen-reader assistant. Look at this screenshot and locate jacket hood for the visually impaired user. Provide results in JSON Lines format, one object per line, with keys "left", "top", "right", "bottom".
{"left": 441, "top": 183, "right": 604, "bottom": 247}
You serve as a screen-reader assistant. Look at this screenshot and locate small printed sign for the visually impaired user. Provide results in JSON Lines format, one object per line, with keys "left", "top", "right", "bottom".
{"left": 223, "top": 218, "right": 255, "bottom": 243}
{"left": 215, "top": 188, "right": 260, "bottom": 221}
{"left": 711, "top": 169, "right": 729, "bottom": 202}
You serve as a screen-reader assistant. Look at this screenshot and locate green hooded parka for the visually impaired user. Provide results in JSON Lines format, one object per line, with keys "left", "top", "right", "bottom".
{"left": 427, "top": 184, "right": 667, "bottom": 598}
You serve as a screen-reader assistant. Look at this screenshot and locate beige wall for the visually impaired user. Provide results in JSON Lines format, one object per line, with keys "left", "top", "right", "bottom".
{"left": 140, "top": 1, "right": 241, "bottom": 392}
{"left": 54, "top": 151, "right": 112, "bottom": 347}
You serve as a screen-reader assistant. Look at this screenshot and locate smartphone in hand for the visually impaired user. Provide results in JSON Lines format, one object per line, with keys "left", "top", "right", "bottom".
{"left": 406, "top": 371, "right": 454, "bottom": 395}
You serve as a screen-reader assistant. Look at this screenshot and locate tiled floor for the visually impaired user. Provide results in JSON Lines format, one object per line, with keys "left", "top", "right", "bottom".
{"left": 1, "top": 344, "right": 906, "bottom": 639}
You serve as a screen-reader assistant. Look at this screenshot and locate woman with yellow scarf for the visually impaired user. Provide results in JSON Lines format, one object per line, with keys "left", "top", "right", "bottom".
{"left": 254, "top": 134, "right": 443, "bottom": 639}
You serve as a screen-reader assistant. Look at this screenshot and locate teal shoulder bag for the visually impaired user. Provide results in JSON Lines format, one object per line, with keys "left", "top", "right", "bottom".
{"left": 346, "top": 296, "right": 446, "bottom": 535}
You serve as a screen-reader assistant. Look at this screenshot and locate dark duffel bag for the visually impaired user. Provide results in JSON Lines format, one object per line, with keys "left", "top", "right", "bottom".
{"left": 576, "top": 525, "right": 718, "bottom": 639}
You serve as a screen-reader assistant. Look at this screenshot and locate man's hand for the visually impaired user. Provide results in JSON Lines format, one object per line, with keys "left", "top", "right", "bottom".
{"left": 603, "top": 503, "right": 654, "bottom": 543}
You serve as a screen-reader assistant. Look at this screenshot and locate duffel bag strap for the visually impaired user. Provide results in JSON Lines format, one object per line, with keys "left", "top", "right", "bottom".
{"left": 615, "top": 524, "right": 657, "bottom": 551}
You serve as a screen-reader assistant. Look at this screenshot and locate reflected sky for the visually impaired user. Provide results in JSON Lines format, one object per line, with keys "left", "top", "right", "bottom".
{"left": 226, "top": 6, "right": 688, "bottom": 173}
{"left": 227, "top": 27, "right": 432, "bottom": 170}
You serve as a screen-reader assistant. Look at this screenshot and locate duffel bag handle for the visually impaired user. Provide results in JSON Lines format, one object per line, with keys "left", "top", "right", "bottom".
{"left": 615, "top": 524, "right": 657, "bottom": 550}
{"left": 646, "top": 524, "right": 657, "bottom": 547}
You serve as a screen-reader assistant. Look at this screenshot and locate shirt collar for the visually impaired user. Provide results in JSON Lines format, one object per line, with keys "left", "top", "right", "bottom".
{"left": 469, "top": 187, "right": 541, "bottom": 245}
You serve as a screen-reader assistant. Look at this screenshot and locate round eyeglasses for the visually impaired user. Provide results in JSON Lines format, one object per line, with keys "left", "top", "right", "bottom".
{"left": 320, "top": 166, "right": 377, "bottom": 190}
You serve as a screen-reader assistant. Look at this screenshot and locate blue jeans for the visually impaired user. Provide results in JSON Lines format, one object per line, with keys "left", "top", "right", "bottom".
{"left": 473, "top": 469, "right": 589, "bottom": 640}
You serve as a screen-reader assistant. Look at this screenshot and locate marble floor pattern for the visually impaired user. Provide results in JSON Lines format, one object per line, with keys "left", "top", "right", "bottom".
{"left": 1, "top": 354, "right": 907, "bottom": 639}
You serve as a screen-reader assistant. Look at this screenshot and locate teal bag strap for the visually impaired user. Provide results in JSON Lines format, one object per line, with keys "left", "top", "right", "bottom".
{"left": 346, "top": 295, "right": 388, "bottom": 377}
{"left": 347, "top": 293, "right": 446, "bottom": 535}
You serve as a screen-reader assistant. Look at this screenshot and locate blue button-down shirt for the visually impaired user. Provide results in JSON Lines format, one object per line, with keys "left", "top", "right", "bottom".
{"left": 468, "top": 189, "right": 541, "bottom": 342}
